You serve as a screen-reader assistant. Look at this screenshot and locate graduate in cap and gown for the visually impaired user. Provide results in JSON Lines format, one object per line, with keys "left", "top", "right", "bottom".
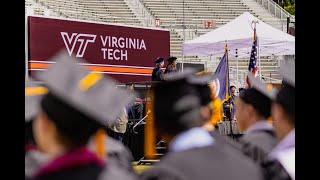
{"left": 25, "top": 78, "right": 137, "bottom": 178}
{"left": 152, "top": 57, "right": 165, "bottom": 81}
{"left": 262, "top": 61, "right": 295, "bottom": 180}
{"left": 164, "top": 56, "right": 177, "bottom": 74}
{"left": 25, "top": 79, "right": 50, "bottom": 179}
{"left": 28, "top": 51, "right": 138, "bottom": 180}
{"left": 186, "top": 72, "right": 277, "bottom": 163}
{"left": 221, "top": 62, "right": 295, "bottom": 180}
{"left": 232, "top": 73, "right": 279, "bottom": 162}
{"left": 140, "top": 69, "right": 263, "bottom": 180}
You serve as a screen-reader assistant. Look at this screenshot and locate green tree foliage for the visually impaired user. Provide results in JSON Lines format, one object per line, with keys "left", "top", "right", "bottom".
{"left": 280, "top": 0, "right": 295, "bottom": 15}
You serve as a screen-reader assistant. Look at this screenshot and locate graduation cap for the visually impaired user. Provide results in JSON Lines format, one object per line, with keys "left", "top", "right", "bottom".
{"left": 155, "top": 57, "right": 164, "bottom": 64}
{"left": 247, "top": 72, "right": 278, "bottom": 100}
{"left": 144, "top": 68, "right": 202, "bottom": 158}
{"left": 279, "top": 60, "right": 295, "bottom": 88}
{"left": 165, "top": 68, "right": 196, "bottom": 81}
{"left": 37, "top": 51, "right": 136, "bottom": 127}
{"left": 25, "top": 78, "right": 48, "bottom": 122}
{"left": 187, "top": 72, "right": 224, "bottom": 125}
{"left": 36, "top": 51, "right": 136, "bottom": 158}
{"left": 239, "top": 73, "right": 273, "bottom": 119}
{"left": 275, "top": 61, "right": 295, "bottom": 119}
{"left": 167, "top": 56, "right": 177, "bottom": 63}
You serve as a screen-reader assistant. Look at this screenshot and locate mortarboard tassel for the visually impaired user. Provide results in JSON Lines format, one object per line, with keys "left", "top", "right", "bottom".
{"left": 95, "top": 128, "right": 107, "bottom": 160}
{"left": 266, "top": 83, "right": 274, "bottom": 124}
{"left": 144, "top": 88, "right": 156, "bottom": 159}
{"left": 79, "top": 71, "right": 102, "bottom": 91}
{"left": 25, "top": 86, "right": 48, "bottom": 96}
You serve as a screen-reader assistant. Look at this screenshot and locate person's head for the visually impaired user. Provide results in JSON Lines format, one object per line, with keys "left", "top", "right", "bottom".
{"left": 272, "top": 61, "right": 295, "bottom": 140}
{"left": 167, "top": 57, "right": 177, "bottom": 67}
{"left": 195, "top": 84, "right": 213, "bottom": 124}
{"left": 25, "top": 79, "right": 48, "bottom": 146}
{"left": 34, "top": 93, "right": 102, "bottom": 154}
{"left": 33, "top": 51, "right": 136, "bottom": 155}
{"left": 188, "top": 72, "right": 223, "bottom": 129}
{"left": 239, "top": 87, "right": 245, "bottom": 94}
{"left": 152, "top": 69, "right": 203, "bottom": 143}
{"left": 235, "top": 88, "right": 272, "bottom": 131}
{"left": 155, "top": 57, "right": 165, "bottom": 67}
{"left": 230, "top": 85, "right": 236, "bottom": 94}
{"left": 126, "top": 84, "right": 134, "bottom": 91}
{"left": 272, "top": 84, "right": 295, "bottom": 139}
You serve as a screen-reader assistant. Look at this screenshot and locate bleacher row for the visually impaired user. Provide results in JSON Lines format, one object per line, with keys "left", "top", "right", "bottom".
{"left": 25, "top": 0, "right": 286, "bottom": 83}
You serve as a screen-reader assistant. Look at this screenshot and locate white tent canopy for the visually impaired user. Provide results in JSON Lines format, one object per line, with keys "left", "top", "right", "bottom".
{"left": 182, "top": 12, "right": 295, "bottom": 58}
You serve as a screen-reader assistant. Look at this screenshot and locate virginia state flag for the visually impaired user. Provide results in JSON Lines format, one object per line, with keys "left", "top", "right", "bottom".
{"left": 213, "top": 45, "right": 230, "bottom": 102}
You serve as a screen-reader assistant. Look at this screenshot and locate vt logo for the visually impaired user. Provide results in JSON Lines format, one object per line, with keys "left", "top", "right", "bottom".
{"left": 60, "top": 32, "right": 96, "bottom": 57}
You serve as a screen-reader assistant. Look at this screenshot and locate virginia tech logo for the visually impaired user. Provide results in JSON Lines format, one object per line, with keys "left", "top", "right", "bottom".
{"left": 60, "top": 32, "right": 96, "bottom": 57}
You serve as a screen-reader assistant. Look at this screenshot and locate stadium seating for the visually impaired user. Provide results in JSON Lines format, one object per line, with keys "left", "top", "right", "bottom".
{"left": 25, "top": 0, "right": 288, "bottom": 84}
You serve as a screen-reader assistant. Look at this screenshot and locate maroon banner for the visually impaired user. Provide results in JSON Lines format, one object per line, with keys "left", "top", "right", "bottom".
{"left": 27, "top": 16, "right": 170, "bottom": 83}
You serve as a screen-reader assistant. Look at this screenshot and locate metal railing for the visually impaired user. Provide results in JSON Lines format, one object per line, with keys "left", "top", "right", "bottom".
{"left": 254, "top": 0, "right": 294, "bottom": 20}
{"left": 130, "top": 0, "right": 157, "bottom": 27}
{"left": 229, "top": 67, "right": 282, "bottom": 87}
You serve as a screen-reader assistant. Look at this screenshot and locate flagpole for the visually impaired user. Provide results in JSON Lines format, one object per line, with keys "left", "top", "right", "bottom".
{"left": 225, "top": 40, "right": 229, "bottom": 100}
{"left": 258, "top": 37, "right": 262, "bottom": 80}
{"left": 236, "top": 49, "right": 239, "bottom": 90}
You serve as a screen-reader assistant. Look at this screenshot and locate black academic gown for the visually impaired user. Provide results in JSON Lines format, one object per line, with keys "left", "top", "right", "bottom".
{"left": 238, "top": 129, "right": 278, "bottom": 163}
{"left": 210, "top": 131, "right": 292, "bottom": 180}
{"left": 140, "top": 140, "right": 263, "bottom": 180}
{"left": 261, "top": 158, "right": 292, "bottom": 180}
{"left": 210, "top": 128, "right": 277, "bottom": 164}
{"left": 240, "top": 129, "right": 278, "bottom": 153}
{"left": 88, "top": 136, "right": 135, "bottom": 173}
{"left": 152, "top": 67, "right": 164, "bottom": 81}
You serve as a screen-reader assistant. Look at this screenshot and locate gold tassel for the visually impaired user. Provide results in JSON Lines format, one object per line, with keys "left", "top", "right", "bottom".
{"left": 267, "top": 116, "right": 273, "bottom": 124}
{"left": 144, "top": 88, "right": 156, "bottom": 159}
{"left": 79, "top": 71, "right": 102, "bottom": 91}
{"left": 95, "top": 128, "right": 107, "bottom": 160}
{"left": 25, "top": 87, "right": 48, "bottom": 96}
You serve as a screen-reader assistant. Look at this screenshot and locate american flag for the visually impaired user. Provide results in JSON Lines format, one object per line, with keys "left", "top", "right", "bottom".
{"left": 246, "top": 29, "right": 258, "bottom": 87}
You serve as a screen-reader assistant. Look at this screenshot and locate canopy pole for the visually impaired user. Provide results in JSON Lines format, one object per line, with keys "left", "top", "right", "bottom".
{"left": 258, "top": 38, "right": 262, "bottom": 80}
